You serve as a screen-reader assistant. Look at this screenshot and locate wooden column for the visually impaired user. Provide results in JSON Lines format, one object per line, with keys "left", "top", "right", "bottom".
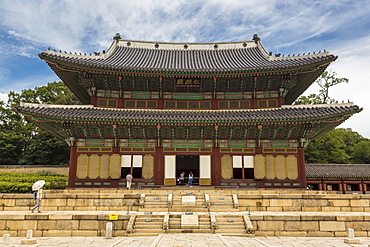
{"left": 90, "top": 95, "right": 98, "bottom": 106}
{"left": 363, "top": 181, "right": 367, "bottom": 193}
{"left": 68, "top": 146, "right": 78, "bottom": 188}
{"left": 298, "top": 148, "right": 307, "bottom": 188}
{"left": 155, "top": 147, "right": 164, "bottom": 185}
{"left": 211, "top": 148, "right": 221, "bottom": 186}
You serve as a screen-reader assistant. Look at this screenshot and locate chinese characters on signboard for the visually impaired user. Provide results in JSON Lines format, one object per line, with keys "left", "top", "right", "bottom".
{"left": 175, "top": 78, "right": 201, "bottom": 87}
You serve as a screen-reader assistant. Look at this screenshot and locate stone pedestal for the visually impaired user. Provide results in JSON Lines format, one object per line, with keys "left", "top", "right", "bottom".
{"left": 181, "top": 215, "right": 199, "bottom": 229}
{"left": 21, "top": 230, "right": 37, "bottom": 245}
{"left": 21, "top": 239, "right": 37, "bottom": 245}
{"left": 344, "top": 228, "right": 360, "bottom": 244}
{"left": 182, "top": 196, "right": 196, "bottom": 206}
{"left": 2, "top": 234, "right": 10, "bottom": 245}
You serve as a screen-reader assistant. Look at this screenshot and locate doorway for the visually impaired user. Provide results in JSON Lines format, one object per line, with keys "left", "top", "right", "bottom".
{"left": 176, "top": 155, "right": 199, "bottom": 185}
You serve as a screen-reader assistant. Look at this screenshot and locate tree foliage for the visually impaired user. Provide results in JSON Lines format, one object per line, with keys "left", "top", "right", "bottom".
{"left": 0, "top": 81, "right": 80, "bottom": 166}
{"left": 352, "top": 141, "right": 370, "bottom": 164}
{"left": 305, "top": 128, "right": 370, "bottom": 164}
{"left": 295, "top": 71, "right": 349, "bottom": 105}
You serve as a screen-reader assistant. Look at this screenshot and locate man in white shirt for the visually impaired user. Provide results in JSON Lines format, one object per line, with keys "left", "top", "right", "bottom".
{"left": 126, "top": 173, "right": 133, "bottom": 190}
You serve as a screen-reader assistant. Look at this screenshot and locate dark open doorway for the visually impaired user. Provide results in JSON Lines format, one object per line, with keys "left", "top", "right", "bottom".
{"left": 176, "top": 155, "right": 199, "bottom": 185}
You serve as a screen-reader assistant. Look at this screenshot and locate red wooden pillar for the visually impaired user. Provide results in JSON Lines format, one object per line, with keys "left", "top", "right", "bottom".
{"left": 212, "top": 148, "right": 221, "bottom": 186}
{"left": 342, "top": 181, "right": 347, "bottom": 194}
{"left": 155, "top": 147, "right": 164, "bottom": 185}
{"left": 363, "top": 181, "right": 367, "bottom": 193}
{"left": 278, "top": 96, "right": 285, "bottom": 107}
{"left": 318, "top": 183, "right": 323, "bottom": 191}
{"left": 298, "top": 148, "right": 307, "bottom": 188}
{"left": 68, "top": 146, "right": 78, "bottom": 188}
{"left": 90, "top": 95, "right": 98, "bottom": 106}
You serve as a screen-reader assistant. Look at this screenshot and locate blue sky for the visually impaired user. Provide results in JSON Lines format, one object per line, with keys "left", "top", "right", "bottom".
{"left": 0, "top": 0, "right": 370, "bottom": 138}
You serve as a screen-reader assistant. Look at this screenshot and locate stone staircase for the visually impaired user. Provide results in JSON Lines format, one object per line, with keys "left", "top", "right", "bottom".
{"left": 166, "top": 214, "right": 212, "bottom": 234}
{"left": 215, "top": 215, "right": 246, "bottom": 235}
{"left": 139, "top": 193, "right": 169, "bottom": 212}
{"left": 171, "top": 192, "right": 207, "bottom": 212}
{"left": 209, "top": 194, "right": 239, "bottom": 212}
{"left": 130, "top": 214, "right": 165, "bottom": 236}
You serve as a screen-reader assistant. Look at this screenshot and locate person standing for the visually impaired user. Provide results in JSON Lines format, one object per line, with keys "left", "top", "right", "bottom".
{"left": 179, "top": 172, "right": 185, "bottom": 185}
{"left": 31, "top": 188, "right": 43, "bottom": 213}
{"left": 189, "top": 172, "right": 193, "bottom": 186}
{"left": 126, "top": 173, "right": 133, "bottom": 190}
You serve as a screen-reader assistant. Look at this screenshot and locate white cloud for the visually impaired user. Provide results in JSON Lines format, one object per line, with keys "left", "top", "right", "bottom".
{"left": 0, "top": 0, "right": 369, "bottom": 137}
{"left": 0, "top": 93, "right": 8, "bottom": 103}
{"left": 1, "top": 0, "right": 368, "bottom": 52}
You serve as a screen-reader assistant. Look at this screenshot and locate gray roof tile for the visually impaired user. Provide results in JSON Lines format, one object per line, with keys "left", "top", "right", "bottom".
{"left": 40, "top": 40, "right": 336, "bottom": 73}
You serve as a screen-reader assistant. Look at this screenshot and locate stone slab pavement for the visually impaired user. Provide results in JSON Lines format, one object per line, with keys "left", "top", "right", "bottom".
{"left": 2, "top": 234, "right": 370, "bottom": 247}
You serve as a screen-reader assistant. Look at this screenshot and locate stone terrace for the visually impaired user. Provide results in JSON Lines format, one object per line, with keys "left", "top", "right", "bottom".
{"left": 2, "top": 188, "right": 370, "bottom": 238}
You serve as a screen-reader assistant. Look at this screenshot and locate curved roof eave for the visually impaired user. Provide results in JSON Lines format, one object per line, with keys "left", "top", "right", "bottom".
{"left": 39, "top": 38, "right": 337, "bottom": 76}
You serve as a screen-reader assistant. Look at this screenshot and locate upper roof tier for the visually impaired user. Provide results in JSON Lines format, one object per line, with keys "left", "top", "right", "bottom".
{"left": 39, "top": 34, "right": 336, "bottom": 76}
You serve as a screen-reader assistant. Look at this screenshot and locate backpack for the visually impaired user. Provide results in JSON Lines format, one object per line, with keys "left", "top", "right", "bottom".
{"left": 33, "top": 191, "right": 37, "bottom": 200}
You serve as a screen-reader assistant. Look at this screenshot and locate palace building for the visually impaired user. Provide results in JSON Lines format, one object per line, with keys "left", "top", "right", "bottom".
{"left": 16, "top": 34, "right": 362, "bottom": 189}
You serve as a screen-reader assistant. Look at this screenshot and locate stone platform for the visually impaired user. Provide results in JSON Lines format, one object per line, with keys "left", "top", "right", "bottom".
{"left": 2, "top": 188, "right": 370, "bottom": 238}
{"left": 2, "top": 210, "right": 370, "bottom": 237}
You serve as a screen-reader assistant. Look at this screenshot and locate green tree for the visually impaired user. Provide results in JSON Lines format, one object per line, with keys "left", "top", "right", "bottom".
{"left": 305, "top": 129, "right": 350, "bottom": 163}
{"left": 336, "top": 128, "right": 365, "bottom": 162}
{"left": 305, "top": 128, "right": 369, "bottom": 164}
{"left": 352, "top": 141, "right": 370, "bottom": 164}
{"left": 0, "top": 81, "right": 80, "bottom": 166}
{"left": 295, "top": 71, "right": 349, "bottom": 104}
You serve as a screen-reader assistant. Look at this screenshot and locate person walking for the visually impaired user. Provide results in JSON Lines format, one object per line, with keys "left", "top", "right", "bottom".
{"left": 189, "top": 172, "right": 194, "bottom": 187}
{"left": 126, "top": 173, "right": 133, "bottom": 190}
{"left": 31, "top": 188, "right": 43, "bottom": 213}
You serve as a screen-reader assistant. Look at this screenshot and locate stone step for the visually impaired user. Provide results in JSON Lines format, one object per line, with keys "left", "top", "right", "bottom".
{"left": 209, "top": 208, "right": 239, "bottom": 212}
{"left": 166, "top": 229, "right": 212, "bottom": 234}
{"left": 215, "top": 229, "right": 246, "bottom": 233}
{"left": 135, "top": 216, "right": 164, "bottom": 220}
{"left": 144, "top": 201, "right": 168, "bottom": 204}
{"left": 216, "top": 225, "right": 245, "bottom": 229}
{"left": 134, "top": 225, "right": 163, "bottom": 229}
{"left": 170, "top": 208, "right": 208, "bottom": 212}
{"left": 139, "top": 208, "right": 169, "bottom": 212}
{"left": 135, "top": 221, "right": 163, "bottom": 225}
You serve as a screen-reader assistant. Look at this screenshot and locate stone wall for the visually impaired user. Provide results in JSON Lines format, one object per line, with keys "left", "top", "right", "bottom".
{"left": 250, "top": 214, "right": 370, "bottom": 237}
{"left": 0, "top": 213, "right": 130, "bottom": 237}
{"left": 0, "top": 192, "right": 140, "bottom": 211}
{"left": 238, "top": 194, "right": 370, "bottom": 212}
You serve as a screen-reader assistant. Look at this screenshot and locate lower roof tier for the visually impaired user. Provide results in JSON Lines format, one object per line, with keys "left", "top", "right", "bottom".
{"left": 306, "top": 164, "right": 370, "bottom": 178}
{"left": 16, "top": 103, "right": 361, "bottom": 142}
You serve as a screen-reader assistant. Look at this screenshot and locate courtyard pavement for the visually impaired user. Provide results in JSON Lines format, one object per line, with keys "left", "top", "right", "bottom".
{"left": 2, "top": 234, "right": 370, "bottom": 247}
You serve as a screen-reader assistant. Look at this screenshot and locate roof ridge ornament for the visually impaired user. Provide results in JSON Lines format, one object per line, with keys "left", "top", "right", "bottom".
{"left": 113, "top": 33, "right": 121, "bottom": 42}
{"left": 252, "top": 34, "right": 260, "bottom": 43}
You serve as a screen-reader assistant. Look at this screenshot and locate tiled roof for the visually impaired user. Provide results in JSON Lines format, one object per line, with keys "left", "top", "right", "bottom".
{"left": 306, "top": 164, "right": 370, "bottom": 178}
{"left": 39, "top": 38, "right": 336, "bottom": 74}
{"left": 16, "top": 103, "right": 361, "bottom": 124}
